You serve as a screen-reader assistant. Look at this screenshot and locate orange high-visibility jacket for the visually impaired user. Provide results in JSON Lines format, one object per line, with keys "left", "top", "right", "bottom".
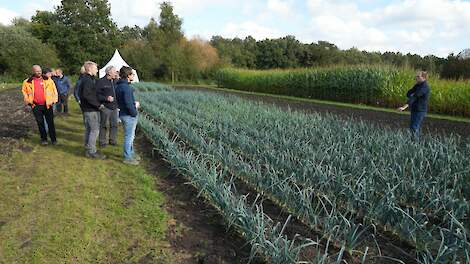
{"left": 22, "top": 76, "right": 58, "bottom": 108}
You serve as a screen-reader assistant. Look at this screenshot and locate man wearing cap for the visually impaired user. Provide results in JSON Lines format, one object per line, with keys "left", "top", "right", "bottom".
{"left": 22, "top": 65, "right": 58, "bottom": 145}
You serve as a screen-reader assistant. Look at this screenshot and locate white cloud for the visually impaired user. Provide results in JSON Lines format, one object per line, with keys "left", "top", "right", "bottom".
{"left": 266, "top": 0, "right": 295, "bottom": 19}
{"left": 222, "top": 21, "right": 282, "bottom": 40}
{"left": 109, "top": 0, "right": 235, "bottom": 27}
{"left": 0, "top": 7, "right": 18, "bottom": 25}
{"left": 303, "top": 0, "right": 470, "bottom": 56}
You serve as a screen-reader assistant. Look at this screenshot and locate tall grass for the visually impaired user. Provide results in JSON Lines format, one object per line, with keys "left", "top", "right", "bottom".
{"left": 215, "top": 67, "right": 470, "bottom": 117}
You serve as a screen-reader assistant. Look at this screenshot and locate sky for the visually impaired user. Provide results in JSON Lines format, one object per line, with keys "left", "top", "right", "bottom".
{"left": 1, "top": 0, "right": 470, "bottom": 58}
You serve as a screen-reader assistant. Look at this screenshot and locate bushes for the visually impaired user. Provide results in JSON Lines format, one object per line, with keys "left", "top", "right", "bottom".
{"left": 216, "top": 67, "right": 470, "bottom": 117}
{"left": 0, "top": 25, "right": 60, "bottom": 81}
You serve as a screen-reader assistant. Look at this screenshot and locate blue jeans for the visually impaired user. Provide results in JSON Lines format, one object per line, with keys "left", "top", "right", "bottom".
{"left": 120, "top": 115, "right": 138, "bottom": 160}
{"left": 410, "top": 111, "right": 426, "bottom": 140}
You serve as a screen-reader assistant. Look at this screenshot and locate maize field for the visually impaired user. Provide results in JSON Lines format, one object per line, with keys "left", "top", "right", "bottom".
{"left": 215, "top": 67, "right": 470, "bottom": 117}
{"left": 134, "top": 82, "right": 470, "bottom": 263}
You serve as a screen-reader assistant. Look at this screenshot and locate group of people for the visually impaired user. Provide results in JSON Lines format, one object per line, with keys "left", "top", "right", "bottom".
{"left": 21, "top": 62, "right": 141, "bottom": 165}
{"left": 21, "top": 64, "right": 430, "bottom": 166}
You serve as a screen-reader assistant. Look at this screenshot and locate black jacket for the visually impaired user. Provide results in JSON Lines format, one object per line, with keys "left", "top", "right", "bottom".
{"left": 96, "top": 77, "right": 117, "bottom": 110}
{"left": 407, "top": 81, "right": 430, "bottom": 112}
{"left": 79, "top": 74, "right": 101, "bottom": 112}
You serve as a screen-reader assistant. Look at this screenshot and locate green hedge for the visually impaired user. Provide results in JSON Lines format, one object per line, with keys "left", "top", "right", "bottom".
{"left": 215, "top": 67, "right": 470, "bottom": 117}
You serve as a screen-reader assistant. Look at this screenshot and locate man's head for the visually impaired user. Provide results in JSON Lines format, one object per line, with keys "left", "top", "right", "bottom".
{"left": 56, "top": 68, "right": 63, "bottom": 78}
{"left": 32, "top": 65, "right": 42, "bottom": 78}
{"left": 119, "top": 66, "right": 134, "bottom": 82}
{"left": 105, "top": 66, "right": 118, "bottom": 80}
{"left": 84, "top": 61, "right": 98, "bottom": 76}
{"left": 416, "top": 71, "right": 427, "bottom": 83}
{"left": 43, "top": 68, "right": 53, "bottom": 79}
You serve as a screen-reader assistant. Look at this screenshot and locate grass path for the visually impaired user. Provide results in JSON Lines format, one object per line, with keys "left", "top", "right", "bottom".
{"left": 0, "top": 102, "right": 172, "bottom": 263}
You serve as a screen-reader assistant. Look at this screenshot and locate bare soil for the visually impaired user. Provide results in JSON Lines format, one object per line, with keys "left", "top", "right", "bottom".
{"left": 137, "top": 134, "right": 263, "bottom": 264}
{"left": 0, "top": 88, "right": 35, "bottom": 158}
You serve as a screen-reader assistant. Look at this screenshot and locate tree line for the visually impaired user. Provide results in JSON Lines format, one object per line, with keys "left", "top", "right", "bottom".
{"left": 0, "top": 0, "right": 468, "bottom": 82}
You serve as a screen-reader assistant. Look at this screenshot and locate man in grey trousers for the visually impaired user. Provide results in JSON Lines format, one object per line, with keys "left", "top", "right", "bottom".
{"left": 96, "top": 66, "right": 119, "bottom": 147}
{"left": 79, "top": 61, "right": 106, "bottom": 159}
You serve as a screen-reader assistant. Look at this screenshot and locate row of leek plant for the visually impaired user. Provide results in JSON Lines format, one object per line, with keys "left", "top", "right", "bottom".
{"left": 137, "top": 113, "right": 339, "bottom": 263}
{"left": 139, "top": 94, "right": 382, "bottom": 261}
{"left": 134, "top": 87, "right": 465, "bottom": 262}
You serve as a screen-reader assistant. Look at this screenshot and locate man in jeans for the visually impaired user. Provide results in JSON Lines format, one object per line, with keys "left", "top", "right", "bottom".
{"left": 116, "top": 66, "right": 140, "bottom": 165}
{"left": 398, "top": 71, "right": 431, "bottom": 140}
{"left": 96, "top": 66, "right": 119, "bottom": 147}
{"left": 22, "top": 65, "right": 58, "bottom": 145}
{"left": 79, "top": 61, "right": 106, "bottom": 159}
{"left": 52, "top": 68, "right": 71, "bottom": 114}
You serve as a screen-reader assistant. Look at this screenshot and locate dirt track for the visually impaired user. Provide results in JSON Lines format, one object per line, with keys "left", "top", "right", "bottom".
{"left": 175, "top": 86, "right": 470, "bottom": 138}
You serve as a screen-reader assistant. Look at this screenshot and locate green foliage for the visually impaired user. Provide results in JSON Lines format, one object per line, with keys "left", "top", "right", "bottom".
{"left": 137, "top": 86, "right": 470, "bottom": 263}
{"left": 216, "top": 67, "right": 470, "bottom": 117}
{"left": 210, "top": 36, "right": 447, "bottom": 72}
{"left": 441, "top": 55, "right": 470, "bottom": 80}
{"left": 0, "top": 25, "right": 60, "bottom": 80}
{"left": 139, "top": 104, "right": 318, "bottom": 264}
{"left": 30, "top": 0, "right": 121, "bottom": 74}
{"left": 121, "top": 40, "right": 160, "bottom": 81}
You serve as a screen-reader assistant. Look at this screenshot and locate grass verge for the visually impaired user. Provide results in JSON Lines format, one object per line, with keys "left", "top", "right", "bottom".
{"left": 0, "top": 101, "right": 173, "bottom": 263}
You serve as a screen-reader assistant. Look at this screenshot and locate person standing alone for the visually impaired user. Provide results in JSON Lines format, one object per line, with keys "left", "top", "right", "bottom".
{"left": 22, "top": 65, "right": 58, "bottom": 145}
{"left": 398, "top": 71, "right": 431, "bottom": 140}
{"left": 116, "top": 66, "right": 140, "bottom": 165}
{"left": 52, "top": 68, "right": 71, "bottom": 114}
{"left": 79, "top": 61, "right": 106, "bottom": 159}
{"left": 96, "top": 66, "right": 119, "bottom": 147}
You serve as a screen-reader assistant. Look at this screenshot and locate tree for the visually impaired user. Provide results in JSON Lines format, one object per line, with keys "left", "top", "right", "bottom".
{"left": 141, "top": 2, "right": 185, "bottom": 82}
{"left": 183, "top": 37, "right": 220, "bottom": 79}
{"left": 32, "top": 0, "right": 121, "bottom": 73}
{"left": 30, "top": 11, "right": 57, "bottom": 44}
{"left": 121, "top": 40, "right": 159, "bottom": 81}
{"left": 121, "top": 25, "right": 143, "bottom": 42}
{"left": 158, "top": 2, "right": 183, "bottom": 44}
{"left": 0, "top": 25, "right": 59, "bottom": 80}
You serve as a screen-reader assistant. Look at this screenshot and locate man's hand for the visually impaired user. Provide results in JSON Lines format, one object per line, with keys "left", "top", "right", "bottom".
{"left": 24, "top": 105, "right": 32, "bottom": 113}
{"left": 99, "top": 104, "right": 106, "bottom": 110}
{"left": 107, "top": 96, "right": 114, "bottom": 102}
{"left": 135, "top": 101, "right": 140, "bottom": 109}
{"left": 397, "top": 104, "right": 408, "bottom": 112}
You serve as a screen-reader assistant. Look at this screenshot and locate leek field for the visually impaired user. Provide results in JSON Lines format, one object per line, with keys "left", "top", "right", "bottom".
{"left": 134, "top": 82, "right": 470, "bottom": 263}
{"left": 215, "top": 67, "right": 470, "bottom": 117}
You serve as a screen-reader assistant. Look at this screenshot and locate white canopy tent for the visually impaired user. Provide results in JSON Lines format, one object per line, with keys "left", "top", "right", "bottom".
{"left": 99, "top": 49, "right": 139, "bottom": 82}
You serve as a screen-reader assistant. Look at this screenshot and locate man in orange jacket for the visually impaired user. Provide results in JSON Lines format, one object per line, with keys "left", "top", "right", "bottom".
{"left": 22, "top": 65, "right": 59, "bottom": 145}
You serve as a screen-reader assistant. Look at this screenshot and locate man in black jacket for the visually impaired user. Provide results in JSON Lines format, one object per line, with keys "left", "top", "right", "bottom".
{"left": 96, "top": 65, "right": 119, "bottom": 147}
{"left": 398, "top": 71, "right": 430, "bottom": 140}
{"left": 79, "top": 61, "right": 106, "bottom": 159}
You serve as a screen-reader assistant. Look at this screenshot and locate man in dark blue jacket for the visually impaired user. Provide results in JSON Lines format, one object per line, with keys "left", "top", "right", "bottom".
{"left": 398, "top": 71, "right": 430, "bottom": 140}
{"left": 116, "top": 66, "right": 140, "bottom": 165}
{"left": 52, "top": 68, "right": 71, "bottom": 114}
